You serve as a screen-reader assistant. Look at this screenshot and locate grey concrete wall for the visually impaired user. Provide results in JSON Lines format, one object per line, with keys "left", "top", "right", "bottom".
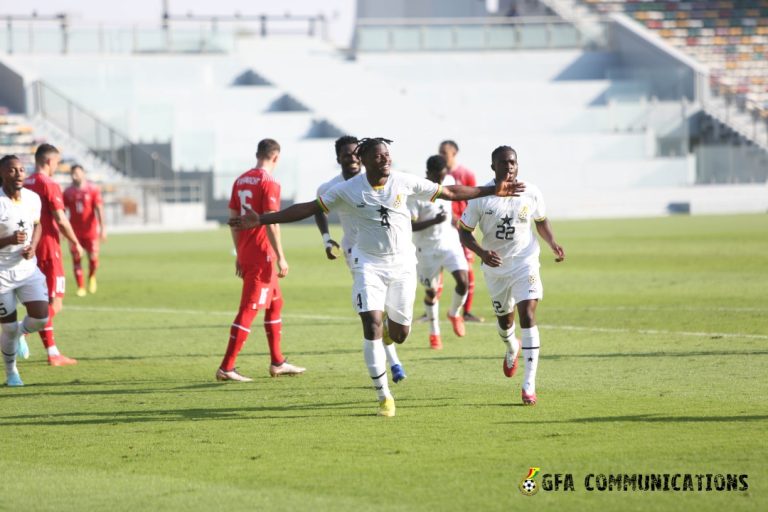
{"left": 0, "top": 61, "right": 27, "bottom": 113}
{"left": 356, "top": 0, "right": 490, "bottom": 18}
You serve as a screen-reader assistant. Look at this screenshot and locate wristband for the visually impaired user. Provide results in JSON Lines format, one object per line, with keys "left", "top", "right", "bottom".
{"left": 322, "top": 233, "right": 332, "bottom": 247}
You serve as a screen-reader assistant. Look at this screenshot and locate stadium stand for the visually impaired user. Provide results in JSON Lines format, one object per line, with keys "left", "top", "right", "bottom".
{"left": 579, "top": 1, "right": 768, "bottom": 120}
{"left": 1, "top": 4, "right": 765, "bottom": 219}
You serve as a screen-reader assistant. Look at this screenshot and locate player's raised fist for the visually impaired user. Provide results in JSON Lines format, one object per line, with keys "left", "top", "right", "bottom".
{"left": 495, "top": 180, "right": 525, "bottom": 197}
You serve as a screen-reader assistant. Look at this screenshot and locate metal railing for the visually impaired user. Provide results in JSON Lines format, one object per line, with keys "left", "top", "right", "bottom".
{"left": 30, "top": 80, "right": 177, "bottom": 179}
{"left": 352, "top": 16, "right": 603, "bottom": 53}
{"left": 1, "top": 12, "right": 328, "bottom": 55}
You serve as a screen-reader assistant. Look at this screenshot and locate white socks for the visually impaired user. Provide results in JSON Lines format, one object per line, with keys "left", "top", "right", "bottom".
{"left": 384, "top": 343, "right": 401, "bottom": 367}
{"left": 1, "top": 322, "right": 19, "bottom": 375}
{"left": 425, "top": 302, "right": 439, "bottom": 335}
{"left": 448, "top": 290, "right": 468, "bottom": 318}
{"left": 521, "top": 326, "right": 540, "bottom": 393}
{"left": 497, "top": 323, "right": 519, "bottom": 359}
{"left": 363, "top": 338, "right": 391, "bottom": 400}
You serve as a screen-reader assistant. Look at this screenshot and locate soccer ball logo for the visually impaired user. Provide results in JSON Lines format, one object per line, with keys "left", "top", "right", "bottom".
{"left": 518, "top": 467, "right": 540, "bottom": 496}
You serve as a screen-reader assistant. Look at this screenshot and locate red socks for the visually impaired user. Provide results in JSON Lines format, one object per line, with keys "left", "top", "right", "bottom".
{"left": 220, "top": 307, "right": 258, "bottom": 371}
{"left": 264, "top": 297, "right": 284, "bottom": 366}
{"left": 39, "top": 305, "right": 56, "bottom": 348}
{"left": 464, "top": 268, "right": 475, "bottom": 314}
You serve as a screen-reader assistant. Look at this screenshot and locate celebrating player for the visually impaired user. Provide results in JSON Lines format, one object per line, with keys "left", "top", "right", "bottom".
{"left": 0, "top": 156, "right": 52, "bottom": 386}
{"left": 314, "top": 135, "right": 407, "bottom": 383}
{"left": 23, "top": 144, "right": 82, "bottom": 366}
{"left": 230, "top": 138, "right": 524, "bottom": 417}
{"left": 63, "top": 164, "right": 105, "bottom": 297}
{"left": 458, "top": 146, "right": 565, "bottom": 406}
{"left": 408, "top": 155, "right": 468, "bottom": 350}
{"left": 217, "top": 138, "right": 306, "bottom": 382}
{"left": 439, "top": 140, "right": 483, "bottom": 322}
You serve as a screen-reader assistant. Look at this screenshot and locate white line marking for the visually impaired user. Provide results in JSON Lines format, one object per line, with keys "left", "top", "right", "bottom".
{"left": 65, "top": 305, "right": 768, "bottom": 340}
{"left": 548, "top": 305, "right": 768, "bottom": 313}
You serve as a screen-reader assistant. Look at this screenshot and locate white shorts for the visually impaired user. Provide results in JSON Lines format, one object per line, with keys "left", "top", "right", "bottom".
{"left": 483, "top": 262, "right": 543, "bottom": 316}
{"left": 416, "top": 245, "right": 469, "bottom": 290}
{"left": 0, "top": 266, "right": 49, "bottom": 318}
{"left": 350, "top": 256, "right": 417, "bottom": 326}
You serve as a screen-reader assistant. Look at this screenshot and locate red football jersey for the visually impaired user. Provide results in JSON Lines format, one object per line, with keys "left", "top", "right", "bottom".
{"left": 450, "top": 164, "right": 477, "bottom": 220}
{"left": 228, "top": 168, "right": 281, "bottom": 273}
{"left": 63, "top": 183, "right": 103, "bottom": 240}
{"left": 24, "top": 171, "right": 64, "bottom": 262}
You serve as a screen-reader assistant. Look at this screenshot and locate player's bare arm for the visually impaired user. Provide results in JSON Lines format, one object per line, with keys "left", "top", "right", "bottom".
{"left": 535, "top": 219, "right": 565, "bottom": 262}
{"left": 52, "top": 208, "right": 84, "bottom": 255}
{"left": 313, "top": 210, "right": 340, "bottom": 260}
{"left": 228, "top": 200, "right": 322, "bottom": 230}
{"left": 439, "top": 180, "right": 525, "bottom": 202}
{"left": 95, "top": 201, "right": 106, "bottom": 241}
{"left": 458, "top": 226, "right": 503, "bottom": 267}
{"left": 0, "top": 229, "right": 26, "bottom": 249}
{"left": 411, "top": 211, "right": 447, "bottom": 232}
{"left": 265, "top": 214, "right": 289, "bottom": 278}
{"left": 22, "top": 222, "right": 42, "bottom": 259}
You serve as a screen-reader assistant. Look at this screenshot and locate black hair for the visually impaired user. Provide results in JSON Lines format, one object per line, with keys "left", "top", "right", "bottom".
{"left": 491, "top": 145, "right": 517, "bottom": 161}
{"left": 334, "top": 135, "right": 359, "bottom": 156}
{"left": 0, "top": 154, "right": 20, "bottom": 168}
{"left": 355, "top": 137, "right": 393, "bottom": 159}
{"left": 440, "top": 140, "right": 459, "bottom": 152}
{"left": 426, "top": 155, "right": 446, "bottom": 175}
{"left": 35, "top": 143, "right": 59, "bottom": 166}
{"left": 71, "top": 164, "right": 84, "bottom": 173}
{"left": 256, "top": 138, "right": 281, "bottom": 158}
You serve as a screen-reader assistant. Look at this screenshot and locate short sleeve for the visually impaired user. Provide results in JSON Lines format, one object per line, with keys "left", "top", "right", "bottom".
{"left": 317, "top": 181, "right": 343, "bottom": 213}
{"left": 261, "top": 180, "right": 281, "bottom": 212}
{"left": 532, "top": 187, "right": 546, "bottom": 221}
{"left": 458, "top": 199, "right": 481, "bottom": 231}
{"left": 403, "top": 174, "right": 441, "bottom": 203}
{"left": 47, "top": 181, "right": 65, "bottom": 212}
{"left": 407, "top": 197, "right": 421, "bottom": 221}
{"left": 32, "top": 194, "right": 42, "bottom": 223}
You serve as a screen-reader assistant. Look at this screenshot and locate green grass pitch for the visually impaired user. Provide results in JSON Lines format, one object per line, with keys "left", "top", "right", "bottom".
{"left": 1, "top": 214, "right": 766, "bottom": 511}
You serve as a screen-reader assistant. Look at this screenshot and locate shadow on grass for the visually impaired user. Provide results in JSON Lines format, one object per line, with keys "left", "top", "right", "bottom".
{"left": 64, "top": 320, "right": 355, "bottom": 333}
{"left": 422, "top": 349, "right": 768, "bottom": 362}
{"left": 496, "top": 414, "right": 768, "bottom": 425}
{"left": 0, "top": 399, "right": 399, "bottom": 426}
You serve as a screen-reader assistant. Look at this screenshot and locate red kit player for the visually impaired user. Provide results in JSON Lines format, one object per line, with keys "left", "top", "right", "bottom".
{"left": 63, "top": 164, "right": 105, "bottom": 297}
{"left": 439, "top": 140, "right": 484, "bottom": 323}
{"left": 217, "top": 139, "right": 306, "bottom": 382}
{"left": 23, "top": 144, "right": 83, "bottom": 366}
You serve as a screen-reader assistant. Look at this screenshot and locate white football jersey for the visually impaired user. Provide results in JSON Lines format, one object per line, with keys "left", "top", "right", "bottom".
{"left": 0, "top": 188, "right": 41, "bottom": 273}
{"left": 408, "top": 174, "right": 462, "bottom": 252}
{"left": 459, "top": 180, "right": 546, "bottom": 275}
{"left": 317, "top": 172, "right": 361, "bottom": 253}
{"left": 318, "top": 171, "right": 441, "bottom": 263}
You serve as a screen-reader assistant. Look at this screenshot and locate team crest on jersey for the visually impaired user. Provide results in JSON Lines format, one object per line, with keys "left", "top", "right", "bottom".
{"left": 518, "top": 205, "right": 530, "bottom": 221}
{"left": 393, "top": 194, "right": 403, "bottom": 209}
{"left": 528, "top": 274, "right": 538, "bottom": 285}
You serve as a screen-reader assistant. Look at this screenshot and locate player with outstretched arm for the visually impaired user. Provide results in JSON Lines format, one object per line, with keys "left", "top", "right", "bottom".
{"left": 458, "top": 146, "right": 565, "bottom": 406}
{"left": 314, "top": 135, "right": 407, "bottom": 383}
{"left": 230, "top": 138, "right": 524, "bottom": 417}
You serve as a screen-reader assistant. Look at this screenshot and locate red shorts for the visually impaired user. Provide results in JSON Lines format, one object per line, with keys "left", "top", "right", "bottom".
{"left": 239, "top": 270, "right": 280, "bottom": 311}
{"left": 38, "top": 258, "right": 66, "bottom": 299}
{"left": 71, "top": 237, "right": 99, "bottom": 257}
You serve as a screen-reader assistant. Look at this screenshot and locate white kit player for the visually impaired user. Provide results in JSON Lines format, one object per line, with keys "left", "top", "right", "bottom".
{"left": 314, "top": 136, "right": 407, "bottom": 383}
{"left": 408, "top": 155, "right": 469, "bottom": 350}
{"left": 0, "top": 155, "right": 52, "bottom": 387}
{"left": 229, "top": 138, "right": 524, "bottom": 417}
{"left": 458, "top": 146, "right": 565, "bottom": 406}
